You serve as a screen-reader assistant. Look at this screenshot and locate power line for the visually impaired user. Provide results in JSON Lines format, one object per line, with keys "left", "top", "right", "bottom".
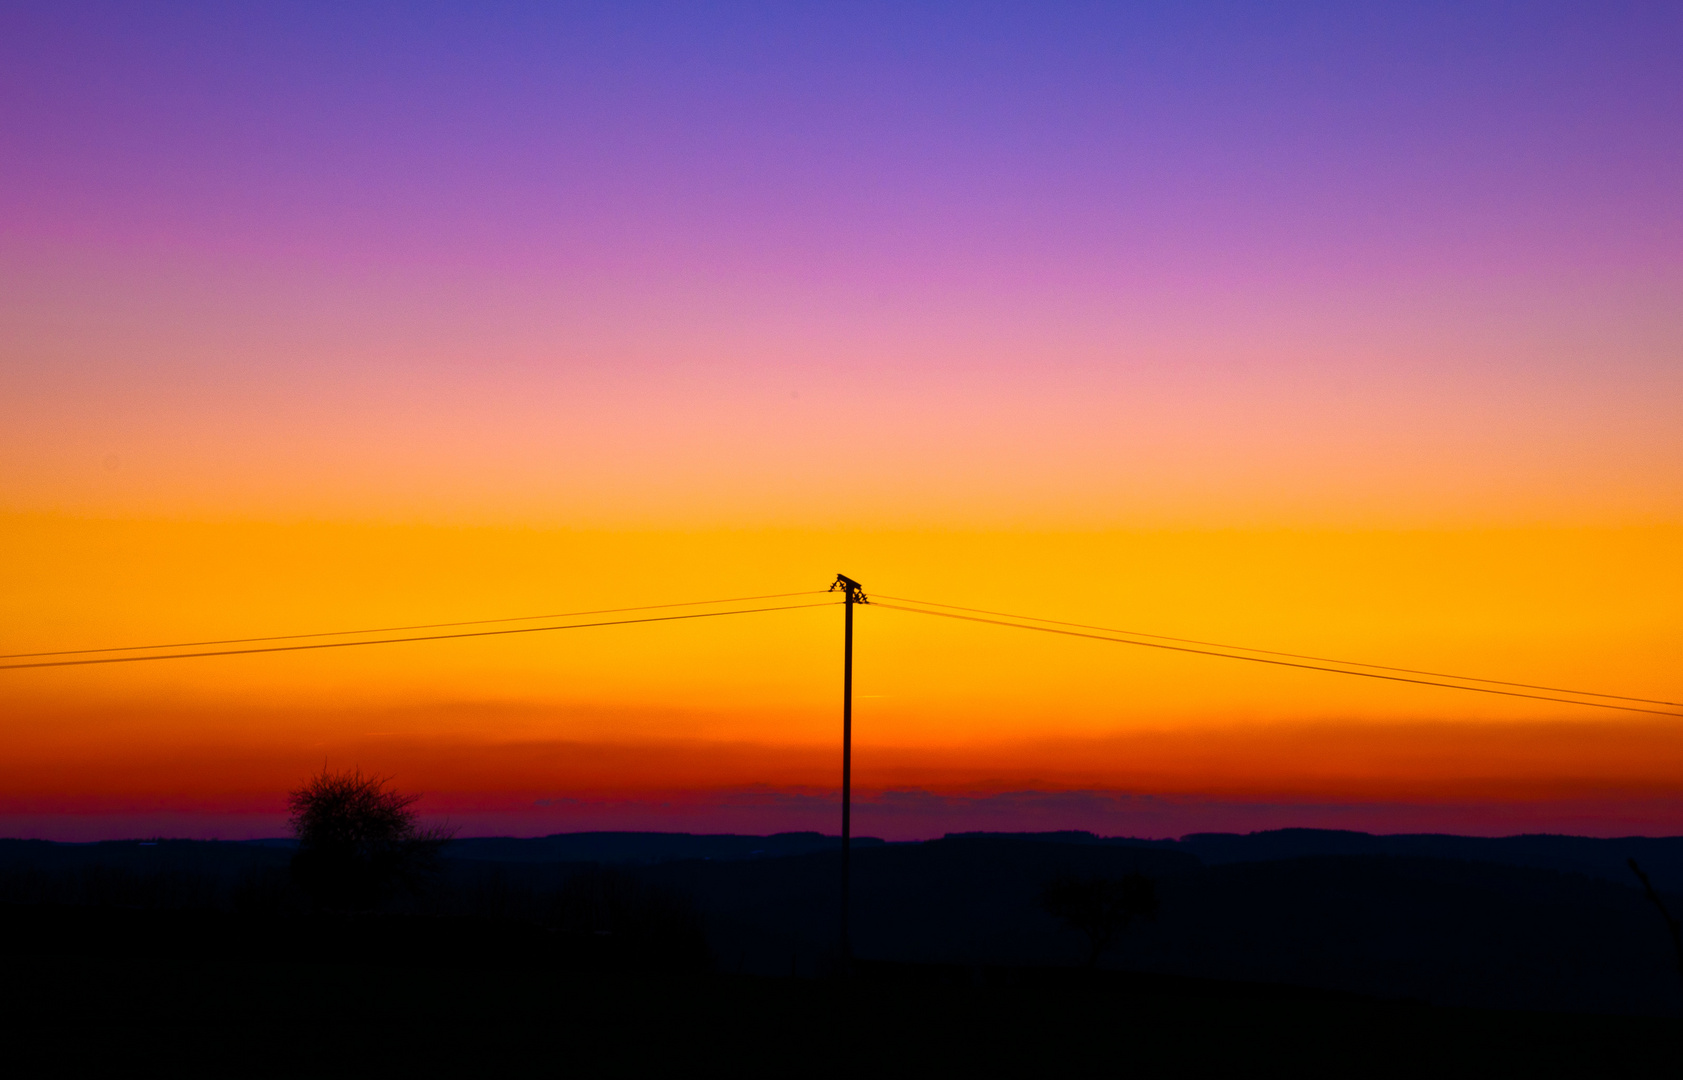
{"left": 0, "top": 602, "right": 839, "bottom": 671}
{"left": 874, "top": 594, "right": 1682, "bottom": 709}
{"left": 872, "top": 602, "right": 1683, "bottom": 719}
{"left": 9, "top": 581, "right": 1673, "bottom": 719}
{"left": 0, "top": 591, "right": 829, "bottom": 661}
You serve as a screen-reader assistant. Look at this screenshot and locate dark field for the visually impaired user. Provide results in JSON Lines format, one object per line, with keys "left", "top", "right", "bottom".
{"left": 6, "top": 952, "right": 1682, "bottom": 1077}
{"left": 5, "top": 828, "right": 1683, "bottom": 1076}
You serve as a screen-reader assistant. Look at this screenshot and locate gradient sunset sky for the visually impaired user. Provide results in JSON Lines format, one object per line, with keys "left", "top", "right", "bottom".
{"left": 2, "top": 2, "right": 1680, "bottom": 840}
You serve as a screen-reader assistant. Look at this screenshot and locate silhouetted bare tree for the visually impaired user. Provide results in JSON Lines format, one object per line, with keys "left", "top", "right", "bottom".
{"left": 1042, "top": 873, "right": 1158, "bottom": 967}
{"left": 288, "top": 769, "right": 451, "bottom": 911}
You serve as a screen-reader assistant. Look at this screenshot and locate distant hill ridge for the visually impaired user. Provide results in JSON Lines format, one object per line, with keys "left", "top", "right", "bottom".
{"left": 5, "top": 826, "right": 1682, "bottom": 889}
{"left": 936, "top": 827, "right": 1683, "bottom": 890}
{"left": 443, "top": 830, "right": 885, "bottom": 864}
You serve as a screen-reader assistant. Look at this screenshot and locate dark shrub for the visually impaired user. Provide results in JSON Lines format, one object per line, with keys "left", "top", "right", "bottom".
{"left": 1042, "top": 873, "right": 1158, "bottom": 967}
{"left": 547, "top": 867, "right": 710, "bottom": 971}
{"left": 287, "top": 770, "right": 450, "bottom": 911}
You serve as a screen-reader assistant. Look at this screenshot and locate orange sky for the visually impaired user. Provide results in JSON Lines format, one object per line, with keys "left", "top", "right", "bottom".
{"left": 3, "top": 515, "right": 1679, "bottom": 838}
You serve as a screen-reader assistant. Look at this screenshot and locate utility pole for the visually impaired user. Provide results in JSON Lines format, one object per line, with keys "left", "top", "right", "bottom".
{"left": 829, "top": 573, "right": 867, "bottom": 967}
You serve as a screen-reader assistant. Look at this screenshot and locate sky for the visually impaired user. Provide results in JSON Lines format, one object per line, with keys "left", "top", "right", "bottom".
{"left": 2, "top": 1, "right": 1680, "bottom": 840}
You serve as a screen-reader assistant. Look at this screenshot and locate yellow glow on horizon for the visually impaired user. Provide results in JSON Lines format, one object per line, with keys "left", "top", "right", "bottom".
{"left": 4, "top": 513, "right": 1678, "bottom": 820}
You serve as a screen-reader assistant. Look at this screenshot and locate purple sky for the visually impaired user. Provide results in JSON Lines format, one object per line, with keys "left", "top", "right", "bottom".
{"left": 5, "top": 1, "right": 1678, "bottom": 290}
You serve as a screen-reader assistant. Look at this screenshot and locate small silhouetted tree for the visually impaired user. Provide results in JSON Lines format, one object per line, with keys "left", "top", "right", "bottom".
{"left": 288, "top": 769, "right": 450, "bottom": 911}
{"left": 1628, "top": 858, "right": 1683, "bottom": 986}
{"left": 547, "top": 867, "right": 711, "bottom": 971}
{"left": 1042, "top": 873, "right": 1158, "bottom": 967}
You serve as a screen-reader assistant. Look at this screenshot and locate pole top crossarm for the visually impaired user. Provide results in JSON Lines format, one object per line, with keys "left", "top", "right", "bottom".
{"left": 830, "top": 574, "right": 868, "bottom": 604}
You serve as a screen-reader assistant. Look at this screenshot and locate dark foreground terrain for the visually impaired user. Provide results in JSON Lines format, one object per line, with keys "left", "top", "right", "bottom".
{"left": 5, "top": 952, "right": 1682, "bottom": 1077}
{"left": 4, "top": 828, "right": 1683, "bottom": 1075}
